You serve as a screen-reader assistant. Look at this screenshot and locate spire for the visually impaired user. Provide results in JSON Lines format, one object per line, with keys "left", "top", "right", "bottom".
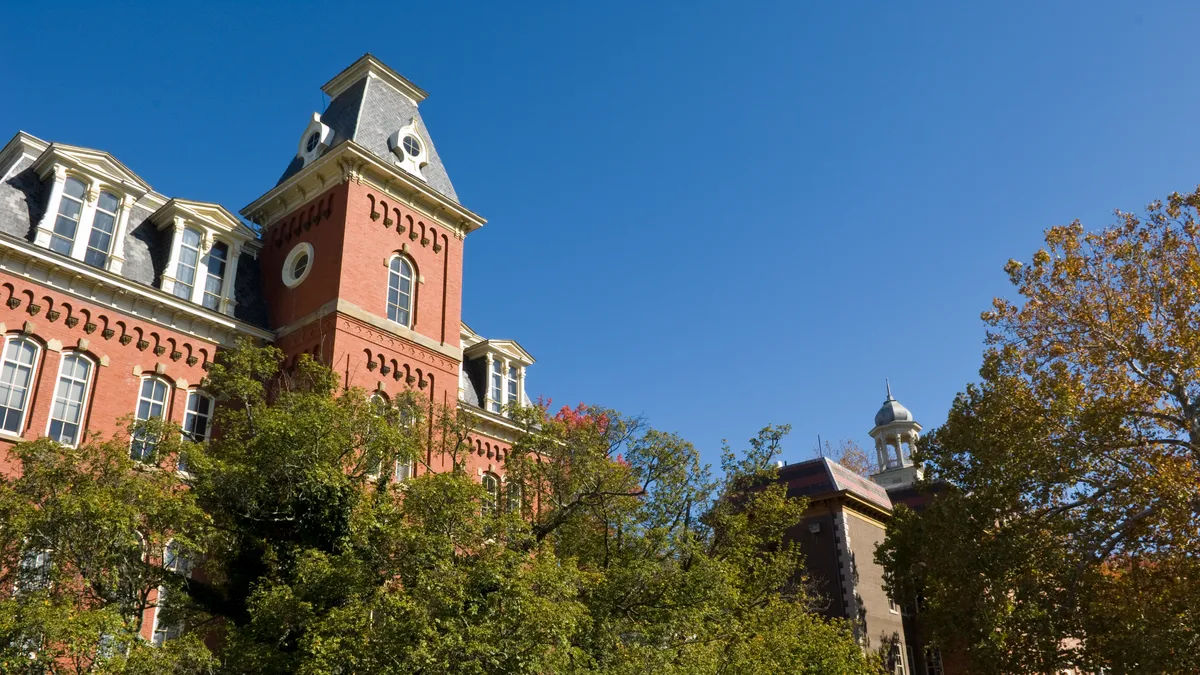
{"left": 885, "top": 378, "right": 893, "bottom": 401}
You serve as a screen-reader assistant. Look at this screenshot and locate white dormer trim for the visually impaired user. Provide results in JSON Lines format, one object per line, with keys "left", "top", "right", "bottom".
{"left": 387, "top": 122, "right": 427, "bottom": 182}
{"left": 151, "top": 199, "right": 258, "bottom": 318}
{"left": 298, "top": 113, "right": 334, "bottom": 169}
{"left": 31, "top": 149, "right": 146, "bottom": 275}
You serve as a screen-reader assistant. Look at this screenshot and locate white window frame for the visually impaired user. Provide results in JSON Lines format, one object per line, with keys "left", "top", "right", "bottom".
{"left": 0, "top": 335, "right": 41, "bottom": 436}
{"left": 481, "top": 472, "right": 500, "bottom": 515}
{"left": 489, "top": 359, "right": 503, "bottom": 414}
{"left": 83, "top": 190, "right": 120, "bottom": 269}
{"left": 171, "top": 227, "right": 203, "bottom": 301}
{"left": 182, "top": 389, "right": 213, "bottom": 442}
{"left": 506, "top": 480, "right": 522, "bottom": 514}
{"left": 387, "top": 255, "right": 415, "bottom": 328}
{"left": 35, "top": 167, "right": 134, "bottom": 274}
{"left": 200, "top": 240, "right": 229, "bottom": 311}
{"left": 49, "top": 176, "right": 87, "bottom": 256}
{"left": 13, "top": 546, "right": 52, "bottom": 595}
{"left": 131, "top": 376, "right": 171, "bottom": 462}
{"left": 163, "top": 224, "right": 240, "bottom": 316}
{"left": 506, "top": 364, "right": 520, "bottom": 408}
{"left": 45, "top": 352, "right": 94, "bottom": 447}
{"left": 153, "top": 540, "right": 192, "bottom": 647}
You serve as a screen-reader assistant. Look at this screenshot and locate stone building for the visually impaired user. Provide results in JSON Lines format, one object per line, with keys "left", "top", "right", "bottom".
{"left": 776, "top": 387, "right": 947, "bottom": 675}
{"left": 0, "top": 54, "right": 533, "bottom": 640}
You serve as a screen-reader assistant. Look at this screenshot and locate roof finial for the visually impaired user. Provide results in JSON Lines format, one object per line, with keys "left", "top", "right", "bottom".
{"left": 885, "top": 378, "right": 893, "bottom": 400}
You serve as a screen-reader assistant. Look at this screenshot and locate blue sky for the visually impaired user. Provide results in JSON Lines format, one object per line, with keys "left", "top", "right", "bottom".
{"left": 3, "top": 1, "right": 1198, "bottom": 467}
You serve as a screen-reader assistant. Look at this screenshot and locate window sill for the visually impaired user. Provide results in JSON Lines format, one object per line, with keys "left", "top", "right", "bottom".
{"left": 0, "top": 430, "right": 25, "bottom": 442}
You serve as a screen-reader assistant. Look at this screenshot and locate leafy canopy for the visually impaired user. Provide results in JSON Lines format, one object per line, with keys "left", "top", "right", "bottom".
{"left": 0, "top": 344, "right": 874, "bottom": 674}
{"left": 877, "top": 190, "right": 1200, "bottom": 674}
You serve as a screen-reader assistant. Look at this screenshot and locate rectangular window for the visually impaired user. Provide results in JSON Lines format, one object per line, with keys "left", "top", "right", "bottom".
{"left": 131, "top": 378, "right": 170, "bottom": 461}
{"left": 173, "top": 229, "right": 201, "bottom": 300}
{"left": 395, "top": 459, "right": 414, "bottom": 482}
{"left": 507, "top": 366, "right": 519, "bottom": 408}
{"left": 16, "top": 547, "right": 51, "bottom": 593}
{"left": 84, "top": 192, "right": 119, "bottom": 268}
{"left": 182, "top": 391, "right": 212, "bottom": 442}
{"left": 0, "top": 337, "right": 40, "bottom": 434}
{"left": 152, "top": 587, "right": 183, "bottom": 646}
{"left": 51, "top": 178, "right": 86, "bottom": 255}
{"left": 925, "top": 648, "right": 943, "bottom": 675}
{"left": 201, "top": 241, "right": 228, "bottom": 310}
{"left": 47, "top": 353, "right": 92, "bottom": 446}
{"left": 489, "top": 360, "right": 503, "bottom": 413}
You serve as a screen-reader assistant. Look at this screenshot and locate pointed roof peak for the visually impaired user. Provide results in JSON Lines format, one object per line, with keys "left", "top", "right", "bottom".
{"left": 885, "top": 378, "right": 893, "bottom": 401}
{"left": 322, "top": 53, "right": 427, "bottom": 104}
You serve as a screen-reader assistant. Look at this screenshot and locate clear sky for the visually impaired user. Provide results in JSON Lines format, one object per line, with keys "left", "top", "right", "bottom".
{"left": 3, "top": 1, "right": 1198, "bottom": 467}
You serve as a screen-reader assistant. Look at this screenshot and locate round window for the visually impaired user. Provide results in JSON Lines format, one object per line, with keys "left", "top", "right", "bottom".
{"left": 283, "top": 243, "right": 314, "bottom": 288}
{"left": 402, "top": 135, "right": 421, "bottom": 157}
{"left": 305, "top": 132, "right": 321, "bottom": 153}
{"left": 292, "top": 252, "right": 309, "bottom": 279}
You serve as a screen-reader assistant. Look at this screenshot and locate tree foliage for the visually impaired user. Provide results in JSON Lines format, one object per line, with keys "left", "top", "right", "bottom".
{"left": 0, "top": 343, "right": 874, "bottom": 674}
{"left": 878, "top": 190, "right": 1200, "bottom": 673}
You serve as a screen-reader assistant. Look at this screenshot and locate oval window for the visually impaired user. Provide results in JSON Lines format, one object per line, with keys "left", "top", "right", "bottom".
{"left": 283, "top": 243, "right": 314, "bottom": 288}
{"left": 306, "top": 132, "right": 321, "bottom": 153}
{"left": 402, "top": 135, "right": 421, "bottom": 157}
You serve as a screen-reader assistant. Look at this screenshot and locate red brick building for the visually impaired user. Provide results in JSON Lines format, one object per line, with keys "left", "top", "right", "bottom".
{"left": 0, "top": 56, "right": 532, "bottom": 642}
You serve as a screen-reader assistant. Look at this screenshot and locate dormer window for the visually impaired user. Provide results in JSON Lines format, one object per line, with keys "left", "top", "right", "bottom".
{"left": 202, "top": 242, "right": 229, "bottom": 310}
{"left": 50, "top": 177, "right": 86, "bottom": 255}
{"left": 401, "top": 135, "right": 421, "bottom": 157}
{"left": 387, "top": 126, "right": 427, "bottom": 180}
{"left": 153, "top": 199, "right": 256, "bottom": 317}
{"left": 84, "top": 191, "right": 120, "bottom": 268}
{"left": 297, "top": 113, "right": 333, "bottom": 168}
{"left": 31, "top": 146, "right": 148, "bottom": 275}
{"left": 172, "top": 228, "right": 202, "bottom": 300}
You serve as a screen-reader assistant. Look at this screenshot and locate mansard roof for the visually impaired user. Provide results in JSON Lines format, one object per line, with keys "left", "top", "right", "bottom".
{"left": 0, "top": 132, "right": 270, "bottom": 331}
{"left": 778, "top": 457, "right": 894, "bottom": 515}
{"left": 276, "top": 54, "right": 459, "bottom": 203}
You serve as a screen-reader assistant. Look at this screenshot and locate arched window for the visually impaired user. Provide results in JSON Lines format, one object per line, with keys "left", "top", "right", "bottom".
{"left": 506, "top": 480, "right": 522, "bottom": 514}
{"left": 47, "top": 352, "right": 94, "bottom": 446}
{"left": 50, "top": 177, "right": 86, "bottom": 255}
{"left": 131, "top": 377, "right": 170, "bottom": 461}
{"left": 172, "top": 228, "right": 203, "bottom": 300}
{"left": 84, "top": 191, "right": 120, "bottom": 268}
{"left": 0, "top": 335, "right": 41, "bottom": 434}
{"left": 481, "top": 472, "right": 500, "bottom": 515}
{"left": 387, "top": 256, "right": 414, "bottom": 327}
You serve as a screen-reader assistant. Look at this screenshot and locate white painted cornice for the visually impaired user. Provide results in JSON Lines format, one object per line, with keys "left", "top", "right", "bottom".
{"left": 322, "top": 54, "right": 428, "bottom": 104}
{"left": 149, "top": 198, "right": 260, "bottom": 247}
{"left": 464, "top": 338, "right": 535, "bottom": 366}
{"left": 240, "top": 140, "right": 485, "bottom": 237}
{"left": 0, "top": 232, "right": 273, "bottom": 345}
{"left": 31, "top": 142, "right": 152, "bottom": 197}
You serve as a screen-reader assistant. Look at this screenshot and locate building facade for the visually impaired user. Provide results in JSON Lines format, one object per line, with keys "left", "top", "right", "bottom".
{"left": 776, "top": 388, "right": 951, "bottom": 675}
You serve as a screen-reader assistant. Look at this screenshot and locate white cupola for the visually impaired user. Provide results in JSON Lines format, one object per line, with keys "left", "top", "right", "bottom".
{"left": 869, "top": 380, "right": 924, "bottom": 490}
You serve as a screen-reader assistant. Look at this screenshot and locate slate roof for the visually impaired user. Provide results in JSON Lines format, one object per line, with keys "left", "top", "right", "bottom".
{"left": 778, "top": 457, "right": 894, "bottom": 514}
{"left": 277, "top": 61, "right": 459, "bottom": 203}
{"left": 0, "top": 137, "right": 270, "bottom": 329}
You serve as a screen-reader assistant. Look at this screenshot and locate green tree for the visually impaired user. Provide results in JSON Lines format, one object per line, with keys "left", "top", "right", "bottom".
{"left": 877, "top": 190, "right": 1200, "bottom": 673}
{"left": 0, "top": 343, "right": 875, "bottom": 674}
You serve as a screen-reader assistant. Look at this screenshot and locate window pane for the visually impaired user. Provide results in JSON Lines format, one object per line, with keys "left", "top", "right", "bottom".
{"left": 63, "top": 177, "right": 86, "bottom": 199}
{"left": 97, "top": 192, "right": 119, "bottom": 212}
{"left": 0, "top": 338, "right": 38, "bottom": 435}
{"left": 387, "top": 257, "right": 414, "bottom": 327}
{"left": 132, "top": 378, "right": 169, "bottom": 461}
{"left": 47, "top": 354, "right": 91, "bottom": 446}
